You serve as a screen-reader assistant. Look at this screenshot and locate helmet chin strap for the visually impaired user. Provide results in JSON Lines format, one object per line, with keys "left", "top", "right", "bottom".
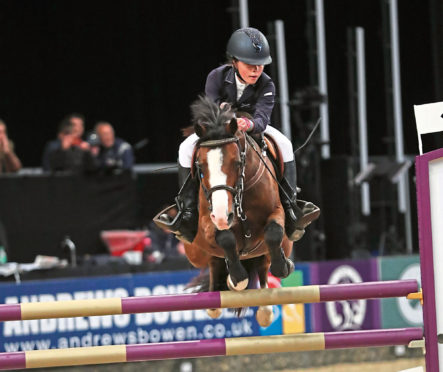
{"left": 233, "top": 62, "right": 247, "bottom": 84}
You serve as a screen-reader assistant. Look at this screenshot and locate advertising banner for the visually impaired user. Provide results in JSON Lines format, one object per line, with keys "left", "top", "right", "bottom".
{"left": 0, "top": 270, "right": 260, "bottom": 352}
{"left": 378, "top": 255, "right": 422, "bottom": 328}
{"left": 259, "top": 263, "right": 311, "bottom": 336}
{"left": 310, "top": 259, "right": 380, "bottom": 332}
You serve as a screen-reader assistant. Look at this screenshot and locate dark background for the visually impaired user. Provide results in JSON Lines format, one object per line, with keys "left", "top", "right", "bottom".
{"left": 0, "top": 0, "right": 442, "bottom": 261}
{"left": 0, "top": 0, "right": 441, "bottom": 166}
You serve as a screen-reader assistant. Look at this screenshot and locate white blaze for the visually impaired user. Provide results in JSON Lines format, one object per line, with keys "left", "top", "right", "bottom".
{"left": 207, "top": 148, "right": 229, "bottom": 223}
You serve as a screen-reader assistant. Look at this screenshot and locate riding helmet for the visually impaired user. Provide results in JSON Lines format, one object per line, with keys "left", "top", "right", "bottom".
{"left": 226, "top": 27, "right": 272, "bottom": 65}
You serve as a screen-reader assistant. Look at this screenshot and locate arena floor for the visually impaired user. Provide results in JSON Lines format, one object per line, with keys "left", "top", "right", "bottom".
{"left": 294, "top": 358, "right": 425, "bottom": 371}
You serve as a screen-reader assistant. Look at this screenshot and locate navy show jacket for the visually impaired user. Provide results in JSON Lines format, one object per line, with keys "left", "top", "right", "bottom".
{"left": 204, "top": 65, "right": 276, "bottom": 134}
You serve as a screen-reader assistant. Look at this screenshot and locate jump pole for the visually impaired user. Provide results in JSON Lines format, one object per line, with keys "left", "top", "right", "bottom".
{"left": 0, "top": 279, "right": 418, "bottom": 322}
{"left": 0, "top": 328, "right": 423, "bottom": 370}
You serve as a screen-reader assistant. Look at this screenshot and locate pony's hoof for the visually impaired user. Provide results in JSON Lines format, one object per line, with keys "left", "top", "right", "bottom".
{"left": 256, "top": 305, "right": 274, "bottom": 327}
{"left": 271, "top": 258, "right": 294, "bottom": 278}
{"left": 285, "top": 258, "right": 295, "bottom": 276}
{"left": 207, "top": 308, "right": 222, "bottom": 319}
{"left": 227, "top": 275, "right": 248, "bottom": 291}
{"left": 287, "top": 228, "right": 305, "bottom": 242}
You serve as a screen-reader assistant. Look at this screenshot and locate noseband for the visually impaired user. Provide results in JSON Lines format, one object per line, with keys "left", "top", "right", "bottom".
{"left": 196, "top": 135, "right": 247, "bottom": 220}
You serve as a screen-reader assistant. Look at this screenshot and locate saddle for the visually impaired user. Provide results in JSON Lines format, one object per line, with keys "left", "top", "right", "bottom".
{"left": 263, "top": 133, "right": 284, "bottom": 179}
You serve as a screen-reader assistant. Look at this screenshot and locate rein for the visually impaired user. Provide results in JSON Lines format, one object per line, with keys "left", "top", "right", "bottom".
{"left": 244, "top": 133, "right": 296, "bottom": 209}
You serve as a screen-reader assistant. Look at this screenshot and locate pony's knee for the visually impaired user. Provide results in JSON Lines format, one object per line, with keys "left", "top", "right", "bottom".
{"left": 215, "top": 229, "right": 236, "bottom": 249}
{"left": 264, "top": 221, "right": 284, "bottom": 247}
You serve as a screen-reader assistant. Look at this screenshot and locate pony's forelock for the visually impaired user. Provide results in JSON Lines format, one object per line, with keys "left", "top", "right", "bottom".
{"left": 190, "top": 95, "right": 236, "bottom": 142}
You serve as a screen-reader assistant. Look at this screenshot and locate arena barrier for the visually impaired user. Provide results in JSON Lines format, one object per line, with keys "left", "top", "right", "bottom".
{"left": 0, "top": 328, "right": 423, "bottom": 369}
{"left": 0, "top": 279, "right": 418, "bottom": 321}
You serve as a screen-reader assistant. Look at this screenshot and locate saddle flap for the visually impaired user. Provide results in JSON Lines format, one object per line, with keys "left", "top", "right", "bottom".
{"left": 264, "top": 134, "right": 284, "bottom": 178}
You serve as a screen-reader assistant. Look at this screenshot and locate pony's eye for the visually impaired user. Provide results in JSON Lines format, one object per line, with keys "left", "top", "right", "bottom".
{"left": 234, "top": 161, "right": 242, "bottom": 168}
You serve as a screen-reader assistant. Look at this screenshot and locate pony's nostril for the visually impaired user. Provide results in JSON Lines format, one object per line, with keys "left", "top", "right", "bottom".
{"left": 227, "top": 212, "right": 234, "bottom": 225}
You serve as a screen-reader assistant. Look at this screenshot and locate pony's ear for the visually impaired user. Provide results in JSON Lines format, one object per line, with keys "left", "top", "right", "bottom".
{"left": 194, "top": 122, "right": 207, "bottom": 138}
{"left": 227, "top": 118, "right": 238, "bottom": 135}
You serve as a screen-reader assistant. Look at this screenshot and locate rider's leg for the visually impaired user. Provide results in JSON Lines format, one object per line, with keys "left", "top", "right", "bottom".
{"left": 264, "top": 126, "right": 320, "bottom": 241}
{"left": 170, "top": 134, "right": 199, "bottom": 243}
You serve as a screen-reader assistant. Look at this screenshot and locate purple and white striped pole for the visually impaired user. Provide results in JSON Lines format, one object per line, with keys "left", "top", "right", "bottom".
{"left": 0, "top": 280, "right": 419, "bottom": 322}
{"left": 0, "top": 328, "right": 423, "bottom": 370}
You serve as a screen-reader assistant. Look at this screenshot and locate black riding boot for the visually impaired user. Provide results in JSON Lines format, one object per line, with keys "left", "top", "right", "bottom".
{"left": 171, "top": 165, "right": 199, "bottom": 243}
{"left": 153, "top": 165, "right": 199, "bottom": 243}
{"left": 280, "top": 160, "right": 320, "bottom": 241}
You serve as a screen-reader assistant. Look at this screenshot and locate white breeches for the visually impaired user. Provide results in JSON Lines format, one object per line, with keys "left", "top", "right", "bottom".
{"left": 263, "top": 126, "right": 294, "bottom": 162}
{"left": 178, "top": 125, "right": 294, "bottom": 168}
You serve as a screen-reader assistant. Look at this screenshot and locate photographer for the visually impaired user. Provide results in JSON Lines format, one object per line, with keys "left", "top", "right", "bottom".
{"left": 90, "top": 121, "right": 134, "bottom": 172}
{"left": 0, "top": 119, "right": 22, "bottom": 174}
{"left": 42, "top": 120, "right": 95, "bottom": 173}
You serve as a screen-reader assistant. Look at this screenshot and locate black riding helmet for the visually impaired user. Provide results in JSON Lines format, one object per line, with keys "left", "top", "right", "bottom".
{"left": 227, "top": 27, "right": 272, "bottom": 65}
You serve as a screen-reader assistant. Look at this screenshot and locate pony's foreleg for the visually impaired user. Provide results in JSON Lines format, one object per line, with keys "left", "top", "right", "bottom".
{"left": 264, "top": 220, "right": 294, "bottom": 278}
{"left": 215, "top": 229, "right": 248, "bottom": 291}
{"left": 255, "top": 255, "right": 274, "bottom": 327}
{"left": 206, "top": 257, "right": 226, "bottom": 319}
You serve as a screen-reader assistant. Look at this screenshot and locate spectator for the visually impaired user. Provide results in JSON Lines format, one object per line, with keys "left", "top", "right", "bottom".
{"left": 0, "top": 215, "right": 10, "bottom": 262}
{"left": 42, "top": 119, "right": 95, "bottom": 173}
{"left": 0, "top": 119, "right": 22, "bottom": 174}
{"left": 91, "top": 121, "right": 134, "bottom": 171}
{"left": 64, "top": 113, "right": 90, "bottom": 150}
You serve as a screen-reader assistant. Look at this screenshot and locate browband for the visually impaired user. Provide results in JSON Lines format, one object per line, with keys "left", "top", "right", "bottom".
{"left": 199, "top": 137, "right": 238, "bottom": 148}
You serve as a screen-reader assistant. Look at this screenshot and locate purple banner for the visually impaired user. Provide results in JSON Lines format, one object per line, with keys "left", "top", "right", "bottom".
{"left": 310, "top": 259, "right": 380, "bottom": 332}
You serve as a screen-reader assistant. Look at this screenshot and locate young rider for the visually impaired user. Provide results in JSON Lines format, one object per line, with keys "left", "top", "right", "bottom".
{"left": 166, "top": 27, "right": 320, "bottom": 243}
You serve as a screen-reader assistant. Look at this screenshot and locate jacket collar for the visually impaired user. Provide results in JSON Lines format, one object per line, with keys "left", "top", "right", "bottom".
{"left": 224, "top": 66, "right": 256, "bottom": 103}
{"left": 224, "top": 66, "right": 236, "bottom": 84}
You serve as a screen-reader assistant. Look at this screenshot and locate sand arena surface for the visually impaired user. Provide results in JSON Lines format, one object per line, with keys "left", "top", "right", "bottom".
{"left": 291, "top": 358, "right": 425, "bottom": 372}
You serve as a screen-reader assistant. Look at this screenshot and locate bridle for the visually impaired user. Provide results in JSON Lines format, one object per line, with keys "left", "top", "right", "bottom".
{"left": 195, "top": 134, "right": 248, "bottom": 222}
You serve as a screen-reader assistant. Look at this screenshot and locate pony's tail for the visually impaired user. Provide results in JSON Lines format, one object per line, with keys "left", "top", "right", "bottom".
{"left": 185, "top": 269, "right": 211, "bottom": 292}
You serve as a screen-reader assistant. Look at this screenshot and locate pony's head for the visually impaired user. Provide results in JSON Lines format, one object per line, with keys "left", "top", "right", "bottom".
{"left": 192, "top": 96, "right": 243, "bottom": 230}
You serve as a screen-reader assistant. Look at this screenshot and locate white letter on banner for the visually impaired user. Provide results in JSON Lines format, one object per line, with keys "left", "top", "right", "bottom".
{"left": 3, "top": 321, "right": 23, "bottom": 337}
{"left": 171, "top": 310, "right": 194, "bottom": 323}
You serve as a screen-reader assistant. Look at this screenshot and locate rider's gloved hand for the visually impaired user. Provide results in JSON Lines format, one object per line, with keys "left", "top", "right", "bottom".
{"left": 237, "top": 117, "right": 254, "bottom": 132}
{"left": 220, "top": 102, "right": 230, "bottom": 110}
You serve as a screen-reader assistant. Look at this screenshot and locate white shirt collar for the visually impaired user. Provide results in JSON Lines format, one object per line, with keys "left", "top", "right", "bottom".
{"left": 235, "top": 74, "right": 248, "bottom": 101}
